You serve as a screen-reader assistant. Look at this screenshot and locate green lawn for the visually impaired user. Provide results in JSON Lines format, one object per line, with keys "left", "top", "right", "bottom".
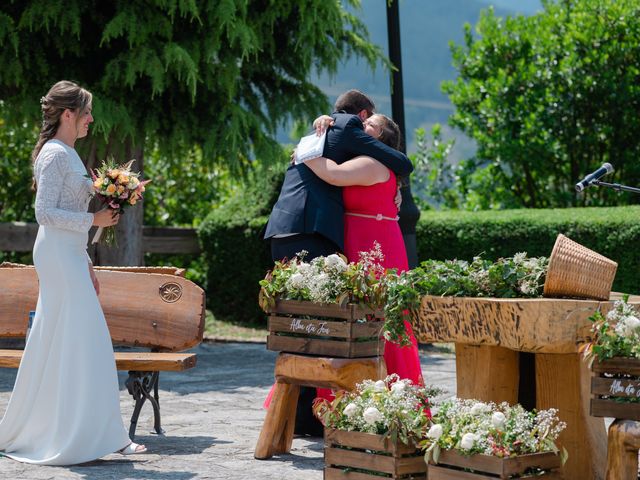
{"left": 204, "top": 310, "right": 267, "bottom": 342}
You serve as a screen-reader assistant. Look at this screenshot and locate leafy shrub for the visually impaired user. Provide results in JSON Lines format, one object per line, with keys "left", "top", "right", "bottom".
{"left": 198, "top": 165, "right": 285, "bottom": 324}
{"left": 200, "top": 205, "right": 640, "bottom": 324}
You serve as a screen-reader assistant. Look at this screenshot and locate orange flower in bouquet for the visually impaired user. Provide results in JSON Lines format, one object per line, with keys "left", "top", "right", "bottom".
{"left": 90, "top": 159, "right": 150, "bottom": 245}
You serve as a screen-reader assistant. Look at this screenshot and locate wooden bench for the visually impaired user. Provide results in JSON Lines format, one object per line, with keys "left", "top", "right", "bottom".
{"left": 254, "top": 353, "right": 386, "bottom": 460}
{"left": 0, "top": 263, "right": 205, "bottom": 440}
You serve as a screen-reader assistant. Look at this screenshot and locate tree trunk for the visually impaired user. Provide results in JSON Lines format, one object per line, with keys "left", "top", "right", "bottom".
{"left": 82, "top": 135, "right": 144, "bottom": 266}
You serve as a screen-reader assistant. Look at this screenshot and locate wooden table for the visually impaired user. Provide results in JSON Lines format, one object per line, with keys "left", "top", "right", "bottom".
{"left": 412, "top": 293, "right": 640, "bottom": 480}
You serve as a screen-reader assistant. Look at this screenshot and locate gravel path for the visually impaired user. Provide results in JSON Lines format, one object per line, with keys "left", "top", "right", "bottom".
{"left": 0, "top": 341, "right": 455, "bottom": 479}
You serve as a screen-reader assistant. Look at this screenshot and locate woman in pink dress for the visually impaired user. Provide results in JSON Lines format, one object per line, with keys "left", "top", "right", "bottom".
{"left": 305, "top": 114, "right": 423, "bottom": 386}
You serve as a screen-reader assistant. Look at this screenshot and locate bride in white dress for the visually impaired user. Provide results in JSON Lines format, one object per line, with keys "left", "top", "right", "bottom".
{"left": 0, "top": 80, "right": 146, "bottom": 464}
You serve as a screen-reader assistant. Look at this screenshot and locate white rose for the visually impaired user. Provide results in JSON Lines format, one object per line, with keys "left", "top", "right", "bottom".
{"left": 324, "top": 254, "right": 347, "bottom": 271}
{"left": 623, "top": 316, "right": 640, "bottom": 337}
{"left": 297, "top": 263, "right": 312, "bottom": 275}
{"left": 343, "top": 403, "right": 358, "bottom": 418}
{"left": 427, "top": 424, "right": 443, "bottom": 440}
{"left": 460, "top": 433, "right": 477, "bottom": 450}
{"left": 491, "top": 411, "right": 506, "bottom": 429}
{"left": 288, "top": 273, "right": 305, "bottom": 289}
{"left": 390, "top": 382, "right": 406, "bottom": 395}
{"left": 374, "top": 380, "right": 387, "bottom": 392}
{"left": 470, "top": 402, "right": 489, "bottom": 415}
{"left": 363, "top": 407, "right": 383, "bottom": 426}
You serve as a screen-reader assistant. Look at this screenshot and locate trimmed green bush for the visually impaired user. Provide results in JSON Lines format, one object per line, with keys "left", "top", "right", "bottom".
{"left": 416, "top": 206, "right": 640, "bottom": 294}
{"left": 200, "top": 205, "right": 640, "bottom": 325}
{"left": 198, "top": 167, "right": 284, "bottom": 325}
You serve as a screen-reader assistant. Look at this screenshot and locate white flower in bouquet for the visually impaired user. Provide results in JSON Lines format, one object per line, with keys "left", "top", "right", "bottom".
{"left": 427, "top": 424, "right": 443, "bottom": 440}
{"left": 615, "top": 315, "right": 640, "bottom": 338}
{"left": 460, "top": 432, "right": 478, "bottom": 450}
{"left": 297, "top": 263, "right": 312, "bottom": 275}
{"left": 363, "top": 407, "right": 384, "bottom": 426}
{"left": 470, "top": 402, "right": 490, "bottom": 415}
{"left": 390, "top": 381, "right": 406, "bottom": 396}
{"left": 491, "top": 411, "right": 506, "bottom": 429}
{"left": 324, "top": 254, "right": 347, "bottom": 272}
{"left": 373, "top": 380, "right": 387, "bottom": 392}
{"left": 343, "top": 403, "right": 358, "bottom": 419}
{"left": 287, "top": 272, "right": 305, "bottom": 290}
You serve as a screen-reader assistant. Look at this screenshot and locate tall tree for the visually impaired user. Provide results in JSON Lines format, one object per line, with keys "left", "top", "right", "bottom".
{"left": 443, "top": 0, "right": 640, "bottom": 209}
{"left": 0, "top": 0, "right": 382, "bottom": 264}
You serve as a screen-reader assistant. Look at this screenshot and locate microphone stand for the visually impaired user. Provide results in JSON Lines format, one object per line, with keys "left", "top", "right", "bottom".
{"left": 591, "top": 180, "right": 640, "bottom": 195}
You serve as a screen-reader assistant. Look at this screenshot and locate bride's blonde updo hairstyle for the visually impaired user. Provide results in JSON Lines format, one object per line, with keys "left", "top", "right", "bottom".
{"left": 31, "top": 80, "right": 92, "bottom": 172}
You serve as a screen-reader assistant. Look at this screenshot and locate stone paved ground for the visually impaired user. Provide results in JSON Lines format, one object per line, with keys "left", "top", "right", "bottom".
{"left": 0, "top": 342, "right": 455, "bottom": 480}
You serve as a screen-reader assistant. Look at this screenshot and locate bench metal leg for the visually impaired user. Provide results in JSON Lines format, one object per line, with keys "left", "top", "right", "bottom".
{"left": 125, "top": 370, "right": 165, "bottom": 440}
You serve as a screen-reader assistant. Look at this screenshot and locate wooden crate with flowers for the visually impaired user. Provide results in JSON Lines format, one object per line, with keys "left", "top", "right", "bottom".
{"left": 583, "top": 295, "right": 640, "bottom": 421}
{"left": 259, "top": 246, "right": 405, "bottom": 358}
{"left": 422, "top": 399, "right": 566, "bottom": 479}
{"left": 315, "top": 374, "right": 441, "bottom": 479}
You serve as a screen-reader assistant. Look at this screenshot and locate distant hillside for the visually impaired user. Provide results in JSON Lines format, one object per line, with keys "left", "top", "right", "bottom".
{"left": 299, "top": 0, "right": 542, "bottom": 158}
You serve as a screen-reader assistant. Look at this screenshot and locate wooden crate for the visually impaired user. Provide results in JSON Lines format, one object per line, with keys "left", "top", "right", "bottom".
{"left": 590, "top": 357, "right": 640, "bottom": 421}
{"left": 324, "top": 428, "right": 427, "bottom": 479}
{"left": 267, "top": 299, "right": 384, "bottom": 358}
{"left": 428, "top": 450, "right": 562, "bottom": 479}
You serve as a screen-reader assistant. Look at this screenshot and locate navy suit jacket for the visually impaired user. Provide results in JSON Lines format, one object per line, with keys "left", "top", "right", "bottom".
{"left": 264, "top": 113, "right": 413, "bottom": 250}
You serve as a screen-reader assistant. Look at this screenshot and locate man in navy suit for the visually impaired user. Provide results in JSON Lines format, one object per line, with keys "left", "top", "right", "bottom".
{"left": 263, "top": 90, "right": 414, "bottom": 436}
{"left": 265, "top": 89, "right": 413, "bottom": 261}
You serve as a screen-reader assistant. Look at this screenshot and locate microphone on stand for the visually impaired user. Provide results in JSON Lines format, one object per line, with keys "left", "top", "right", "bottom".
{"left": 575, "top": 163, "right": 614, "bottom": 192}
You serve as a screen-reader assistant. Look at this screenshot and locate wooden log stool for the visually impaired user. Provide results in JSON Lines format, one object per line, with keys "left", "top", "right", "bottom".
{"left": 605, "top": 419, "right": 640, "bottom": 480}
{"left": 254, "top": 353, "right": 386, "bottom": 460}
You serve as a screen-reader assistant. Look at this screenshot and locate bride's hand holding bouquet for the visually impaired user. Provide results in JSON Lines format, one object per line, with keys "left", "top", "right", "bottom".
{"left": 90, "top": 159, "right": 150, "bottom": 245}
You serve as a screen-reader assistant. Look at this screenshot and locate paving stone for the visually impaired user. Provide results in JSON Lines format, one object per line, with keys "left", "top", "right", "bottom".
{"left": 0, "top": 342, "right": 456, "bottom": 479}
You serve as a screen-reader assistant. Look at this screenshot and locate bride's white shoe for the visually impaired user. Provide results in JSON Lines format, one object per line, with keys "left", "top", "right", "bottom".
{"left": 118, "top": 442, "right": 147, "bottom": 455}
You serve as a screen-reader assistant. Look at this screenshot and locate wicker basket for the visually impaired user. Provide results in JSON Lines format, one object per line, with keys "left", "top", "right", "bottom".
{"left": 543, "top": 234, "right": 617, "bottom": 300}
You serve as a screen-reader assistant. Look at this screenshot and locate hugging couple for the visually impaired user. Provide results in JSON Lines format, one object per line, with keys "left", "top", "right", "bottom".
{"left": 263, "top": 89, "right": 424, "bottom": 436}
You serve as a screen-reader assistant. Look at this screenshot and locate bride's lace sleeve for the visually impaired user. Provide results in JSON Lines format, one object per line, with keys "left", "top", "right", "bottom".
{"left": 35, "top": 149, "right": 94, "bottom": 233}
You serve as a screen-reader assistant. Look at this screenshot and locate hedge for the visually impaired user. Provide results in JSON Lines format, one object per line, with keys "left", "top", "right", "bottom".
{"left": 200, "top": 204, "right": 640, "bottom": 325}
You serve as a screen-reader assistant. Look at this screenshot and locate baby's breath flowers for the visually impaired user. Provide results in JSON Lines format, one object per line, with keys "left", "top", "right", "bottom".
{"left": 421, "top": 399, "right": 567, "bottom": 464}
{"left": 582, "top": 295, "right": 640, "bottom": 362}
{"left": 313, "top": 374, "right": 443, "bottom": 446}
{"left": 259, "top": 243, "right": 408, "bottom": 343}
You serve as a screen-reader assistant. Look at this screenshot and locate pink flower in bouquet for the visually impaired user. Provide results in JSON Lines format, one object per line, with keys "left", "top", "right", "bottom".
{"left": 90, "top": 159, "right": 150, "bottom": 245}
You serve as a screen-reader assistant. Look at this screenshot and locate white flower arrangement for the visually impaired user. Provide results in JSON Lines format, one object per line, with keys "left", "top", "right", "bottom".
{"left": 583, "top": 295, "right": 640, "bottom": 361}
{"left": 313, "top": 374, "right": 443, "bottom": 446}
{"left": 422, "top": 398, "right": 567, "bottom": 464}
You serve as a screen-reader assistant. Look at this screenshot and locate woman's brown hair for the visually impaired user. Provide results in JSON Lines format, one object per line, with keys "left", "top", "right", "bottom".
{"left": 32, "top": 80, "right": 92, "bottom": 187}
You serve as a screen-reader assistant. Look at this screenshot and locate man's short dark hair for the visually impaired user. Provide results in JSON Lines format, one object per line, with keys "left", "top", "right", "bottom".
{"left": 334, "top": 89, "right": 375, "bottom": 116}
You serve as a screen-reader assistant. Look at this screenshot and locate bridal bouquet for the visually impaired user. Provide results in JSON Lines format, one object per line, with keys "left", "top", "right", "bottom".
{"left": 90, "top": 159, "right": 149, "bottom": 245}
{"left": 421, "top": 398, "right": 567, "bottom": 463}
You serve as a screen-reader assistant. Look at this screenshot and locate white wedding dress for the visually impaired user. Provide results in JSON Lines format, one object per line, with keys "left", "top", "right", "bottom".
{"left": 0, "top": 139, "right": 130, "bottom": 465}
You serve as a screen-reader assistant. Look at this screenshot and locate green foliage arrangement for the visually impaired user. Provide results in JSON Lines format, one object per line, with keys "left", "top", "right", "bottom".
{"left": 416, "top": 207, "right": 640, "bottom": 295}
{"left": 384, "top": 253, "right": 547, "bottom": 336}
{"left": 583, "top": 295, "right": 640, "bottom": 362}
{"left": 313, "top": 374, "right": 441, "bottom": 446}
{"left": 444, "top": 0, "right": 640, "bottom": 209}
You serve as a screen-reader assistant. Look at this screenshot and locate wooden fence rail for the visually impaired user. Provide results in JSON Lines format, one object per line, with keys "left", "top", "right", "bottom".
{"left": 0, "top": 222, "right": 201, "bottom": 255}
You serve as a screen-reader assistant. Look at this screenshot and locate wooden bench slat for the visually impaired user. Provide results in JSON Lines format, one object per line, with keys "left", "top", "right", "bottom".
{"left": 0, "top": 349, "right": 197, "bottom": 372}
{"left": 0, "top": 267, "right": 205, "bottom": 351}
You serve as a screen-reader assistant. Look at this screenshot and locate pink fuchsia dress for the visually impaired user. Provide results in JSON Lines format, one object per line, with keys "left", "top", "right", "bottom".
{"left": 341, "top": 169, "right": 423, "bottom": 385}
